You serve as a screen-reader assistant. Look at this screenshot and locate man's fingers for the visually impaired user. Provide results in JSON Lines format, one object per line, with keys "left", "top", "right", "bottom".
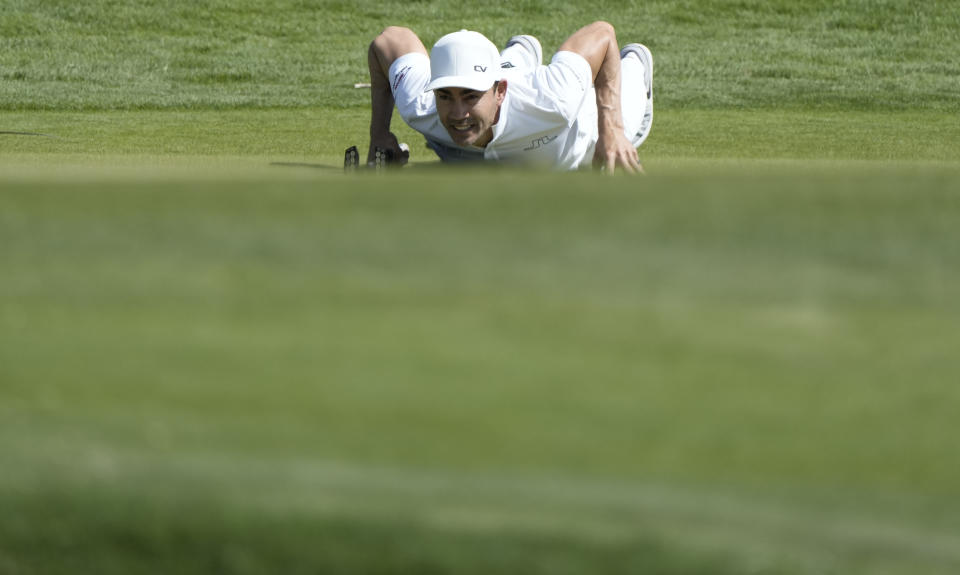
{"left": 613, "top": 150, "right": 640, "bottom": 175}
{"left": 594, "top": 143, "right": 642, "bottom": 175}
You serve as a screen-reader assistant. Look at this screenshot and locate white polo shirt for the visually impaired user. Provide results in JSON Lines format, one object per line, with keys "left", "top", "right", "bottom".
{"left": 389, "top": 51, "right": 598, "bottom": 170}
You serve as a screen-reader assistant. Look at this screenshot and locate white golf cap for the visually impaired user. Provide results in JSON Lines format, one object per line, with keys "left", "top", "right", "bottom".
{"left": 424, "top": 30, "right": 501, "bottom": 92}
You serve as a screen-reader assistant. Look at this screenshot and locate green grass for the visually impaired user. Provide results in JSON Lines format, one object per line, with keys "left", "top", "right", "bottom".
{"left": 4, "top": 168, "right": 960, "bottom": 574}
{"left": 2, "top": 0, "right": 959, "bottom": 111}
{"left": 3, "top": 108, "right": 960, "bottom": 166}
{"left": 3, "top": 1, "right": 960, "bottom": 574}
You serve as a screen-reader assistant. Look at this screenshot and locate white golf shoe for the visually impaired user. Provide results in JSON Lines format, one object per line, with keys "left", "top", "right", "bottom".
{"left": 501, "top": 35, "right": 543, "bottom": 69}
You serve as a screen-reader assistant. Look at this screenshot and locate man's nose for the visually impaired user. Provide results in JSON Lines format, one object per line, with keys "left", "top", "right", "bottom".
{"left": 450, "top": 100, "right": 470, "bottom": 119}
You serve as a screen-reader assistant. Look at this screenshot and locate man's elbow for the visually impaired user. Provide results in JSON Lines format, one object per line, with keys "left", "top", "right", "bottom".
{"left": 588, "top": 21, "right": 616, "bottom": 39}
{"left": 370, "top": 26, "right": 425, "bottom": 63}
{"left": 371, "top": 26, "right": 406, "bottom": 55}
{"left": 559, "top": 21, "right": 617, "bottom": 60}
{"left": 375, "top": 26, "right": 413, "bottom": 44}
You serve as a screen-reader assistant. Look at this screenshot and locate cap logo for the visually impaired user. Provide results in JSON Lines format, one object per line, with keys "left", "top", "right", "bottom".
{"left": 474, "top": 65, "right": 487, "bottom": 72}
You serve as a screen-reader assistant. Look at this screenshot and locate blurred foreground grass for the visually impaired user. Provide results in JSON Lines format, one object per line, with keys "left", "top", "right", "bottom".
{"left": 2, "top": 165, "right": 960, "bottom": 574}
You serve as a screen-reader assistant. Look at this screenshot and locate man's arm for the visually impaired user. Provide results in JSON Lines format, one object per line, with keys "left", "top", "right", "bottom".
{"left": 367, "top": 27, "right": 427, "bottom": 165}
{"left": 558, "top": 21, "right": 642, "bottom": 174}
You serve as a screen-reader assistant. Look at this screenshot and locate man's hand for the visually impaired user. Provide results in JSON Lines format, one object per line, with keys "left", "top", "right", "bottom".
{"left": 367, "top": 132, "right": 410, "bottom": 166}
{"left": 593, "top": 130, "right": 643, "bottom": 174}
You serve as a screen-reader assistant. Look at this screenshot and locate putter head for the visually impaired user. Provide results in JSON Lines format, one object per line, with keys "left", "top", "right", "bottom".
{"left": 345, "top": 143, "right": 409, "bottom": 173}
{"left": 344, "top": 146, "right": 359, "bottom": 171}
{"left": 369, "top": 146, "right": 394, "bottom": 170}
{"left": 369, "top": 144, "right": 410, "bottom": 170}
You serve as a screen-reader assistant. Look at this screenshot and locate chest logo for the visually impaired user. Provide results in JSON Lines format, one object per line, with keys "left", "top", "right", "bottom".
{"left": 523, "top": 135, "right": 558, "bottom": 151}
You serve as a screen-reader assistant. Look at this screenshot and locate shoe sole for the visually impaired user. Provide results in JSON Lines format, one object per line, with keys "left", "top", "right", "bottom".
{"left": 620, "top": 43, "right": 652, "bottom": 100}
{"left": 505, "top": 35, "right": 543, "bottom": 67}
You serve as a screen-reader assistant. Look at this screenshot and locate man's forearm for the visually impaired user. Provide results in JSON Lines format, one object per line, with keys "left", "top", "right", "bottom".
{"left": 593, "top": 35, "right": 625, "bottom": 139}
{"left": 557, "top": 21, "right": 624, "bottom": 137}
{"left": 368, "top": 40, "right": 395, "bottom": 139}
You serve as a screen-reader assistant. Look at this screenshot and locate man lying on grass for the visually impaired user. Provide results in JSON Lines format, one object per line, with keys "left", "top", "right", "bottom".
{"left": 367, "top": 21, "right": 653, "bottom": 173}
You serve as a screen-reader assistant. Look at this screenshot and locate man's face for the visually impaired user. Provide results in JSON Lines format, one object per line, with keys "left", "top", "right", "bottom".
{"left": 435, "top": 81, "right": 506, "bottom": 147}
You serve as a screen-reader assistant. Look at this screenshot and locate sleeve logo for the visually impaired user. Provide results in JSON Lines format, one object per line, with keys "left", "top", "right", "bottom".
{"left": 392, "top": 65, "right": 412, "bottom": 92}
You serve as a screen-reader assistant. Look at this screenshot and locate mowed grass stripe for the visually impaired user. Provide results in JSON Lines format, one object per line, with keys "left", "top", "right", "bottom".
{"left": 3, "top": 170, "right": 959, "bottom": 481}
{"left": 5, "top": 433, "right": 960, "bottom": 575}
{"left": 2, "top": 108, "right": 959, "bottom": 164}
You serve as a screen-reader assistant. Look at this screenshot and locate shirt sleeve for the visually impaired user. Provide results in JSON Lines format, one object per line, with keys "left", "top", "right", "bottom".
{"left": 532, "top": 51, "right": 594, "bottom": 124}
{"left": 388, "top": 52, "right": 436, "bottom": 126}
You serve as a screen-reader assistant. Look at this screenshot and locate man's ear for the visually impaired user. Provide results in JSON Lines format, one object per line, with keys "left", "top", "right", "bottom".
{"left": 496, "top": 79, "right": 507, "bottom": 104}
